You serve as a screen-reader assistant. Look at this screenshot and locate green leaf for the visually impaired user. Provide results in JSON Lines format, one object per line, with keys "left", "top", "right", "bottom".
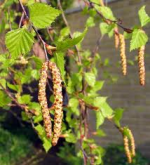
{"left": 21, "top": 111, "right": 29, "bottom": 121}
{"left": 34, "top": 115, "right": 43, "bottom": 123}
{"left": 96, "top": 111, "right": 105, "bottom": 129}
{"left": 29, "top": 3, "right": 61, "bottom": 29}
{"left": 130, "top": 29, "right": 148, "bottom": 51}
{"left": 100, "top": 102, "right": 113, "bottom": 118}
{"left": 68, "top": 98, "right": 79, "bottom": 115}
{"left": 92, "top": 81, "right": 104, "bottom": 92}
{"left": 5, "top": 28, "right": 34, "bottom": 58}
{"left": 93, "top": 97, "right": 107, "bottom": 107}
{"left": 138, "top": 6, "right": 150, "bottom": 27}
{"left": 30, "top": 56, "right": 42, "bottom": 70}
{"left": 31, "top": 69, "right": 40, "bottom": 80}
{"left": 34, "top": 124, "right": 45, "bottom": 136}
{"left": 43, "top": 137, "right": 52, "bottom": 152}
{"left": 90, "top": 0, "right": 99, "bottom": 4}
{"left": 59, "top": 27, "right": 70, "bottom": 41}
{"left": 18, "top": 95, "right": 31, "bottom": 104}
{"left": 96, "top": 6, "right": 115, "bottom": 20}
{"left": 85, "top": 72, "right": 96, "bottom": 87}
{"left": 86, "top": 17, "right": 95, "bottom": 27}
{"left": 65, "top": 132, "right": 77, "bottom": 143}
{"left": 54, "top": 52, "right": 65, "bottom": 81}
{"left": 114, "top": 108, "right": 124, "bottom": 127}
{"left": 99, "top": 23, "right": 115, "bottom": 37}
{"left": 69, "top": 98, "right": 79, "bottom": 108}
{"left": 7, "top": 82, "right": 19, "bottom": 92}
{"left": 0, "top": 91, "right": 11, "bottom": 107}
{"left": 57, "top": 28, "right": 87, "bottom": 51}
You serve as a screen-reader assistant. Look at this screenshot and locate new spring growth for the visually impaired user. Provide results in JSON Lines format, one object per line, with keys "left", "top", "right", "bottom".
{"left": 119, "top": 34, "right": 127, "bottom": 76}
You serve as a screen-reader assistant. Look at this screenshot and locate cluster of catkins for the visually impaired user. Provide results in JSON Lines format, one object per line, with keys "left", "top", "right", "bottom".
{"left": 114, "top": 28, "right": 146, "bottom": 85}
{"left": 123, "top": 128, "right": 136, "bottom": 163}
{"left": 38, "top": 61, "right": 63, "bottom": 146}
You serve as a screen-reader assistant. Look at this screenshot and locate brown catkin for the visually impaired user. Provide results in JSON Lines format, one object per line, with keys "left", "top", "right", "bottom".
{"left": 138, "top": 46, "right": 145, "bottom": 86}
{"left": 119, "top": 34, "right": 127, "bottom": 76}
{"left": 49, "top": 61, "right": 63, "bottom": 146}
{"left": 123, "top": 136, "right": 132, "bottom": 163}
{"left": 128, "top": 129, "right": 136, "bottom": 157}
{"left": 38, "top": 62, "right": 52, "bottom": 138}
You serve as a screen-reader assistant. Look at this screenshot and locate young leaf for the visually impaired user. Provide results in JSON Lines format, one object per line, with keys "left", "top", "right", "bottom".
{"left": 85, "top": 72, "right": 96, "bottom": 87}
{"left": 138, "top": 6, "right": 150, "bottom": 27}
{"left": 96, "top": 6, "right": 115, "bottom": 20}
{"left": 5, "top": 28, "right": 34, "bottom": 58}
{"left": 54, "top": 52, "right": 65, "bottom": 81}
{"left": 18, "top": 95, "right": 31, "bottom": 104}
{"left": 59, "top": 27, "right": 70, "bottom": 41}
{"left": 86, "top": 17, "right": 95, "bottom": 27}
{"left": 113, "top": 108, "right": 124, "bottom": 127}
{"left": 130, "top": 29, "right": 148, "bottom": 51}
{"left": 57, "top": 28, "right": 87, "bottom": 51}
{"left": 100, "top": 102, "right": 113, "bottom": 117}
{"left": 0, "top": 91, "right": 11, "bottom": 107}
{"left": 29, "top": 3, "right": 61, "bottom": 29}
{"left": 42, "top": 137, "right": 52, "bottom": 152}
{"left": 96, "top": 111, "right": 105, "bottom": 129}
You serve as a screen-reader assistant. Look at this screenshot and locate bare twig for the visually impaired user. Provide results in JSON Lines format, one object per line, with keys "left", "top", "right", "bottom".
{"left": 19, "top": 12, "right": 25, "bottom": 28}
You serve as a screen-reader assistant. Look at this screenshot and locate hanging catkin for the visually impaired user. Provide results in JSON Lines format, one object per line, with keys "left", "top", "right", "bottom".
{"left": 49, "top": 61, "right": 63, "bottom": 146}
{"left": 127, "top": 129, "right": 136, "bottom": 157}
{"left": 123, "top": 136, "right": 132, "bottom": 163}
{"left": 114, "top": 28, "right": 119, "bottom": 49}
{"left": 138, "top": 46, "right": 145, "bottom": 86}
{"left": 38, "top": 62, "right": 52, "bottom": 138}
{"left": 119, "top": 34, "right": 127, "bottom": 76}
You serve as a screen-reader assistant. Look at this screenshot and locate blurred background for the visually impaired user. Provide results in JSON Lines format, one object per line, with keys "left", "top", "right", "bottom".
{"left": 0, "top": 0, "right": 150, "bottom": 164}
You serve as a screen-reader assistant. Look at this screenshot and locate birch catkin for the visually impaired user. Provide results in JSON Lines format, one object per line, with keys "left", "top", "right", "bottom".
{"left": 138, "top": 46, "right": 145, "bottom": 86}
{"left": 114, "top": 28, "right": 119, "bottom": 49}
{"left": 123, "top": 136, "right": 132, "bottom": 163}
{"left": 38, "top": 62, "right": 52, "bottom": 138}
{"left": 49, "top": 61, "right": 63, "bottom": 146}
{"left": 128, "top": 129, "right": 136, "bottom": 157}
{"left": 119, "top": 34, "right": 127, "bottom": 76}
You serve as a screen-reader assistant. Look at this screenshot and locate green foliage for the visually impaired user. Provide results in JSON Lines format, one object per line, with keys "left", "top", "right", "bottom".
{"left": 130, "top": 29, "right": 148, "bottom": 51}
{"left": 0, "top": 128, "right": 33, "bottom": 165}
{"left": 138, "top": 6, "right": 150, "bottom": 27}
{"left": 113, "top": 108, "right": 124, "bottom": 127}
{"left": 5, "top": 28, "right": 34, "bottom": 58}
{"left": 55, "top": 52, "right": 65, "bottom": 81}
{"left": 85, "top": 72, "right": 96, "bottom": 87}
{"left": 1, "top": 1, "right": 150, "bottom": 164}
{"left": 103, "top": 144, "right": 150, "bottom": 165}
{"left": 57, "top": 28, "right": 87, "bottom": 51}
{"left": 57, "top": 142, "right": 82, "bottom": 165}
{"left": 29, "top": 3, "right": 61, "bottom": 29}
{"left": 0, "top": 91, "right": 11, "bottom": 107}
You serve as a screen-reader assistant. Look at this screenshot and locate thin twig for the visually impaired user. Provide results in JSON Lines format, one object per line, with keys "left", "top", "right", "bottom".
{"left": 57, "top": 0, "right": 82, "bottom": 64}
{"left": 86, "top": 0, "right": 133, "bottom": 33}
{"left": 19, "top": 12, "right": 25, "bottom": 28}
